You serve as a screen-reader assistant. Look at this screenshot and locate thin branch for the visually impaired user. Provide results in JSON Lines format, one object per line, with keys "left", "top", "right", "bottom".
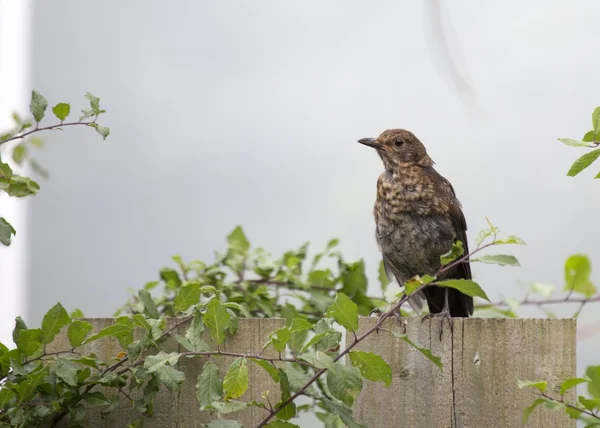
{"left": 540, "top": 392, "right": 600, "bottom": 420}
{"left": 1, "top": 121, "right": 97, "bottom": 147}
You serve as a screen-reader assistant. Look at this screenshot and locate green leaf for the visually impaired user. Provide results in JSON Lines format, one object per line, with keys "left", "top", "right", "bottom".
{"left": 0, "top": 388, "right": 16, "bottom": 408}
{"left": 475, "top": 217, "right": 499, "bottom": 246}
{"left": 250, "top": 358, "right": 280, "bottom": 382}
{"left": 93, "top": 125, "right": 110, "bottom": 140}
{"left": 15, "top": 328, "right": 42, "bottom": 356}
{"left": 567, "top": 149, "right": 600, "bottom": 177}
{"left": 592, "top": 107, "right": 600, "bottom": 136}
{"left": 558, "top": 138, "right": 596, "bottom": 147}
{"left": 517, "top": 380, "right": 547, "bottom": 392}
{"left": 223, "top": 302, "right": 251, "bottom": 317}
{"left": 529, "top": 282, "right": 555, "bottom": 298}
{"left": 388, "top": 331, "right": 443, "bottom": 370}
{"left": 174, "top": 282, "right": 201, "bottom": 313}
{"left": 288, "top": 318, "right": 313, "bottom": 334}
{"left": 211, "top": 401, "right": 247, "bottom": 414}
{"left": 265, "top": 422, "right": 300, "bottom": 428}
{"left": 299, "top": 332, "right": 328, "bottom": 353}
{"left": 223, "top": 357, "right": 248, "bottom": 400}
{"left": 160, "top": 267, "right": 182, "bottom": 289}
{"left": 55, "top": 358, "right": 78, "bottom": 386}
{"left": 83, "top": 391, "right": 112, "bottom": 406}
{"left": 204, "top": 298, "right": 231, "bottom": 345}
{"left": 323, "top": 398, "right": 367, "bottom": 428}
{"left": 349, "top": 351, "right": 392, "bottom": 386}
{"left": 264, "top": 327, "right": 290, "bottom": 353}
{"left": 308, "top": 269, "right": 336, "bottom": 288}
{"left": 325, "top": 292, "right": 358, "bottom": 332}
{"left": 564, "top": 254, "right": 596, "bottom": 298}
{"left": 84, "top": 323, "right": 133, "bottom": 344}
{"left": 156, "top": 365, "right": 186, "bottom": 391}
{"left": 440, "top": 241, "right": 464, "bottom": 265}
{"left": 227, "top": 226, "right": 250, "bottom": 254}
{"left": 522, "top": 398, "right": 548, "bottom": 424}
{"left": 196, "top": 361, "right": 223, "bottom": 409}
{"left": 16, "top": 366, "right": 48, "bottom": 403}
{"left": 52, "top": 103, "right": 70, "bottom": 121}
{"left": 378, "top": 260, "right": 390, "bottom": 292}
{"left": 494, "top": 235, "right": 526, "bottom": 245}
{"left": 585, "top": 365, "right": 600, "bottom": 398}
{"left": 183, "top": 310, "right": 209, "bottom": 352}
{"left": 12, "top": 143, "right": 26, "bottom": 165}
{"left": 203, "top": 421, "right": 242, "bottom": 428}
{"left": 0, "top": 174, "right": 40, "bottom": 197}
{"left": 299, "top": 350, "right": 336, "bottom": 372}
{"left": 327, "top": 363, "right": 363, "bottom": 406}
{"left": 144, "top": 351, "right": 180, "bottom": 373}
{"left": 276, "top": 369, "right": 296, "bottom": 420}
{"left": 579, "top": 395, "right": 600, "bottom": 411}
{"left": 138, "top": 290, "right": 160, "bottom": 319}
{"left": 30, "top": 90, "right": 48, "bottom": 122}
{"left": 85, "top": 92, "right": 102, "bottom": 114}
{"left": 68, "top": 320, "right": 93, "bottom": 348}
{"left": 560, "top": 377, "right": 590, "bottom": 395}
{"left": 70, "top": 308, "right": 85, "bottom": 318}
{"left": 471, "top": 254, "right": 520, "bottom": 267}
{"left": 437, "top": 279, "right": 490, "bottom": 302}
{"left": 41, "top": 302, "right": 71, "bottom": 344}
{"left": 0, "top": 217, "right": 16, "bottom": 246}
{"left": 583, "top": 130, "right": 595, "bottom": 142}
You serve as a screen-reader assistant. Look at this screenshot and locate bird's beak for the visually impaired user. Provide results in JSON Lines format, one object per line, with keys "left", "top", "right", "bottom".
{"left": 357, "top": 137, "right": 379, "bottom": 149}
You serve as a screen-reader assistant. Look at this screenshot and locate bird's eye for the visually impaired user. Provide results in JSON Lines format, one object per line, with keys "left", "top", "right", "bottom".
{"left": 394, "top": 139, "right": 404, "bottom": 147}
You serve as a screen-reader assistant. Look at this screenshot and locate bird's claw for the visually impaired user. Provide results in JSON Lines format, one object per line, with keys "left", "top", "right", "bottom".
{"left": 421, "top": 310, "right": 453, "bottom": 341}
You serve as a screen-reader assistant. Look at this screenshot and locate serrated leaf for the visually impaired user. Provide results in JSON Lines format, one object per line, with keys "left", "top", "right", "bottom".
{"left": 197, "top": 361, "right": 223, "bottom": 409}
{"left": 0, "top": 388, "right": 16, "bottom": 408}
{"left": 494, "top": 235, "right": 526, "bottom": 245}
{"left": 564, "top": 254, "right": 596, "bottom": 298}
{"left": 0, "top": 174, "right": 40, "bottom": 197}
{"left": 327, "top": 363, "right": 363, "bottom": 406}
{"left": 84, "top": 323, "right": 133, "bottom": 344}
{"left": 522, "top": 398, "right": 548, "bottom": 424}
{"left": 16, "top": 366, "right": 48, "bottom": 403}
{"left": 157, "top": 365, "right": 185, "bottom": 391}
{"left": 83, "top": 391, "right": 112, "bottom": 406}
{"left": 276, "top": 369, "right": 296, "bottom": 420}
{"left": 55, "top": 358, "right": 78, "bottom": 386}
{"left": 437, "top": 279, "right": 490, "bottom": 302}
{"left": 592, "top": 107, "right": 600, "bottom": 136}
{"left": 299, "top": 350, "right": 336, "bottom": 372}
{"left": 440, "top": 241, "right": 464, "bottom": 265}
{"left": 204, "top": 298, "right": 231, "bottom": 345}
{"left": 0, "top": 217, "right": 16, "bottom": 246}
{"left": 52, "top": 103, "right": 70, "bottom": 121}
{"left": 558, "top": 138, "right": 596, "bottom": 147}
{"left": 144, "top": 351, "right": 180, "bottom": 373}
{"left": 174, "top": 282, "right": 201, "bottom": 313}
{"left": 223, "top": 357, "right": 248, "bottom": 400}
{"left": 517, "top": 380, "right": 547, "bottom": 392}
{"left": 388, "top": 331, "right": 443, "bottom": 370}
{"left": 227, "top": 226, "right": 250, "bottom": 254}
{"left": 289, "top": 318, "right": 313, "bottom": 334}
{"left": 15, "top": 328, "right": 42, "bottom": 356}
{"left": 85, "top": 92, "right": 101, "bottom": 114}
{"left": 41, "top": 302, "right": 71, "bottom": 344}
{"left": 94, "top": 125, "right": 110, "bottom": 140}
{"left": 583, "top": 131, "right": 596, "bottom": 142}
{"left": 138, "top": 290, "right": 160, "bottom": 319}
{"left": 325, "top": 292, "right": 358, "bottom": 332}
{"left": 560, "top": 377, "right": 590, "bottom": 395}
{"left": 264, "top": 327, "right": 290, "bottom": 353}
{"left": 68, "top": 320, "right": 93, "bottom": 348}
{"left": 183, "top": 310, "right": 209, "bottom": 352}
{"left": 567, "top": 149, "right": 600, "bottom": 177}
{"left": 349, "top": 351, "right": 391, "bottom": 386}
{"left": 250, "top": 358, "right": 280, "bottom": 382}
{"left": 30, "top": 90, "right": 48, "bottom": 122}
{"left": 472, "top": 254, "right": 520, "bottom": 267}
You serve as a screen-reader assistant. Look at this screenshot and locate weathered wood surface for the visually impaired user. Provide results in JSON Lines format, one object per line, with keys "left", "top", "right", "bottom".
{"left": 49, "top": 318, "right": 576, "bottom": 428}
{"left": 352, "top": 317, "right": 576, "bottom": 428}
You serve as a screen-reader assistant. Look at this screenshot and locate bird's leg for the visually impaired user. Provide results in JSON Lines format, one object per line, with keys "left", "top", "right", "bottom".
{"left": 421, "top": 287, "right": 453, "bottom": 341}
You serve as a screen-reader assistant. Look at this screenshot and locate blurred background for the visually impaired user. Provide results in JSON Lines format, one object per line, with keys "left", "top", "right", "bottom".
{"left": 1, "top": 0, "right": 599, "bottom": 407}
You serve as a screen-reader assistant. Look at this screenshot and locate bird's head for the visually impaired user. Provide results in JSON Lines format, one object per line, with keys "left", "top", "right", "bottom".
{"left": 357, "top": 129, "right": 434, "bottom": 171}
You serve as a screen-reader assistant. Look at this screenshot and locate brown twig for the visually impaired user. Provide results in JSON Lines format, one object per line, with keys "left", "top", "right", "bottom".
{"left": 1, "top": 121, "right": 97, "bottom": 147}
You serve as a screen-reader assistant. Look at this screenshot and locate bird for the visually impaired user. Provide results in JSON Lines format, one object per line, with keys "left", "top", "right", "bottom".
{"left": 357, "top": 128, "right": 473, "bottom": 323}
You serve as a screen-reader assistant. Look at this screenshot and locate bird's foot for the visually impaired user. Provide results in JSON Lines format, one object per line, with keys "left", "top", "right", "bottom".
{"left": 421, "top": 309, "right": 453, "bottom": 341}
{"left": 369, "top": 307, "right": 407, "bottom": 334}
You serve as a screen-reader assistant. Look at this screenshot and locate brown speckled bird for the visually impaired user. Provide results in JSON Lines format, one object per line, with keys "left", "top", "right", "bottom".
{"left": 358, "top": 129, "right": 473, "bottom": 319}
